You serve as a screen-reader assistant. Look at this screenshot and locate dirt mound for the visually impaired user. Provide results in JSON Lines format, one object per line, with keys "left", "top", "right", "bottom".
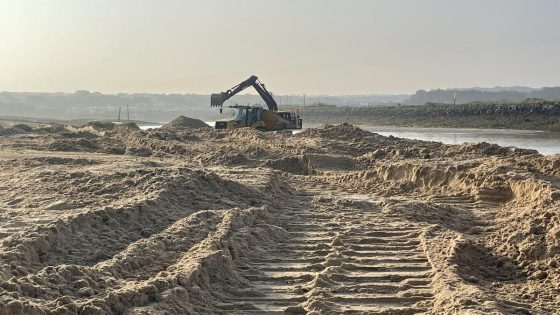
{"left": 11, "top": 124, "right": 33, "bottom": 132}
{"left": 306, "top": 154, "right": 356, "bottom": 171}
{"left": 37, "top": 124, "right": 67, "bottom": 133}
{"left": 296, "top": 122, "right": 375, "bottom": 141}
{"left": 73, "top": 121, "right": 140, "bottom": 135}
{"left": 125, "top": 146, "right": 152, "bottom": 157}
{"left": 0, "top": 124, "right": 34, "bottom": 136}
{"left": 117, "top": 122, "right": 140, "bottom": 130}
{"left": 265, "top": 155, "right": 313, "bottom": 175}
{"left": 84, "top": 121, "right": 116, "bottom": 131}
{"left": 382, "top": 200, "right": 479, "bottom": 232}
{"left": 196, "top": 149, "right": 250, "bottom": 166}
{"left": 45, "top": 135, "right": 126, "bottom": 155}
{"left": 0, "top": 127, "right": 21, "bottom": 136}
{"left": 445, "top": 141, "right": 539, "bottom": 157}
{"left": 161, "top": 116, "right": 210, "bottom": 130}
{"left": 454, "top": 241, "right": 521, "bottom": 283}
{"left": 296, "top": 123, "right": 446, "bottom": 159}
{"left": 480, "top": 176, "right": 560, "bottom": 288}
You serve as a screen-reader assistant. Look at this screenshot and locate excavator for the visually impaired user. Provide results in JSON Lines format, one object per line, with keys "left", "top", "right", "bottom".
{"left": 210, "top": 75, "right": 302, "bottom": 131}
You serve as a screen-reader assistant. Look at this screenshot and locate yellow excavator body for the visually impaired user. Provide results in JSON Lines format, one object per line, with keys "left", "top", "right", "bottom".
{"left": 215, "top": 106, "right": 296, "bottom": 131}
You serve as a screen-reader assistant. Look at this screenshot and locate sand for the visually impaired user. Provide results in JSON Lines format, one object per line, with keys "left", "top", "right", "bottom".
{"left": 0, "top": 120, "right": 558, "bottom": 314}
{"left": 160, "top": 116, "right": 210, "bottom": 130}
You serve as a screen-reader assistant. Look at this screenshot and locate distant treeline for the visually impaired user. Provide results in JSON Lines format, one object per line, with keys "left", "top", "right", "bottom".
{"left": 2, "top": 87, "right": 560, "bottom": 122}
{"left": 0, "top": 91, "right": 216, "bottom": 122}
{"left": 0, "top": 91, "right": 407, "bottom": 122}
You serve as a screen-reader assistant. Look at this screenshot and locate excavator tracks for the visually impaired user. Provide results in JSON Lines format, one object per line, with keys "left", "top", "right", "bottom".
{"left": 221, "top": 181, "right": 435, "bottom": 314}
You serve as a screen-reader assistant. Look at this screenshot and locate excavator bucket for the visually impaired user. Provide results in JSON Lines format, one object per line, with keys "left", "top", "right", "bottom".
{"left": 211, "top": 93, "right": 227, "bottom": 107}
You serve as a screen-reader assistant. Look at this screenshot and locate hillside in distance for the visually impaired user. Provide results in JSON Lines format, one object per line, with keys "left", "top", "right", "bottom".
{"left": 406, "top": 87, "right": 560, "bottom": 104}
{"left": 0, "top": 91, "right": 408, "bottom": 122}
{"left": 2, "top": 86, "right": 560, "bottom": 122}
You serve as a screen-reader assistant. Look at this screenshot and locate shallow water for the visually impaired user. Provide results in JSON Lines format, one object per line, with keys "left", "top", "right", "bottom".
{"left": 139, "top": 123, "right": 560, "bottom": 156}
{"left": 357, "top": 125, "right": 560, "bottom": 156}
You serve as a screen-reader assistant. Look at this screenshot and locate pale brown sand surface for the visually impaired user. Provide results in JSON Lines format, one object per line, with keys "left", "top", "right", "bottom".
{"left": 0, "top": 121, "right": 558, "bottom": 314}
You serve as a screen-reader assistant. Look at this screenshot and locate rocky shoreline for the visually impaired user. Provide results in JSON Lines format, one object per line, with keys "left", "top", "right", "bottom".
{"left": 295, "top": 100, "right": 560, "bottom": 131}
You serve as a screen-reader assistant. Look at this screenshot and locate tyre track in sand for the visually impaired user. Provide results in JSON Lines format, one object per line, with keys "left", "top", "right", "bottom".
{"left": 220, "top": 178, "right": 435, "bottom": 314}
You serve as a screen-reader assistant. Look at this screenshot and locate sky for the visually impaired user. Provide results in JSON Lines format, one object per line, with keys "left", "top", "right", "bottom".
{"left": 0, "top": 0, "right": 559, "bottom": 95}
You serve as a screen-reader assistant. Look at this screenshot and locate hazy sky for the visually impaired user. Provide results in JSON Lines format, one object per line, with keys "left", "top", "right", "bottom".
{"left": 1, "top": 0, "right": 559, "bottom": 94}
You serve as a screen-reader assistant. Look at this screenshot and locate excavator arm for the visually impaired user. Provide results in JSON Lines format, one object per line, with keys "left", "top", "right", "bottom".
{"left": 211, "top": 75, "right": 278, "bottom": 111}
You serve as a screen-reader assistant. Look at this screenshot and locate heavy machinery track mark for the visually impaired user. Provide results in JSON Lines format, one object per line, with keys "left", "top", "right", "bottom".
{"left": 221, "top": 181, "right": 435, "bottom": 314}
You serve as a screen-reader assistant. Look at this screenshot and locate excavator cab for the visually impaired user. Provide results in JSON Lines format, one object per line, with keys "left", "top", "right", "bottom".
{"left": 232, "top": 106, "right": 262, "bottom": 126}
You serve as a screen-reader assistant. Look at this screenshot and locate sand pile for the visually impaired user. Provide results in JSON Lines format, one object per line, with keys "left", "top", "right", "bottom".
{"left": 0, "top": 123, "right": 67, "bottom": 136}
{"left": 161, "top": 116, "right": 210, "bottom": 130}
{"left": 84, "top": 121, "right": 139, "bottom": 131}
{"left": 84, "top": 121, "right": 116, "bottom": 131}
{"left": 196, "top": 148, "right": 250, "bottom": 166}
{"left": 444, "top": 141, "right": 539, "bottom": 157}
{"left": 296, "top": 122, "right": 375, "bottom": 141}
{"left": 0, "top": 124, "right": 33, "bottom": 136}
{"left": 265, "top": 154, "right": 313, "bottom": 175}
{"left": 1, "top": 122, "right": 559, "bottom": 313}
{"left": 62, "top": 121, "right": 140, "bottom": 137}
